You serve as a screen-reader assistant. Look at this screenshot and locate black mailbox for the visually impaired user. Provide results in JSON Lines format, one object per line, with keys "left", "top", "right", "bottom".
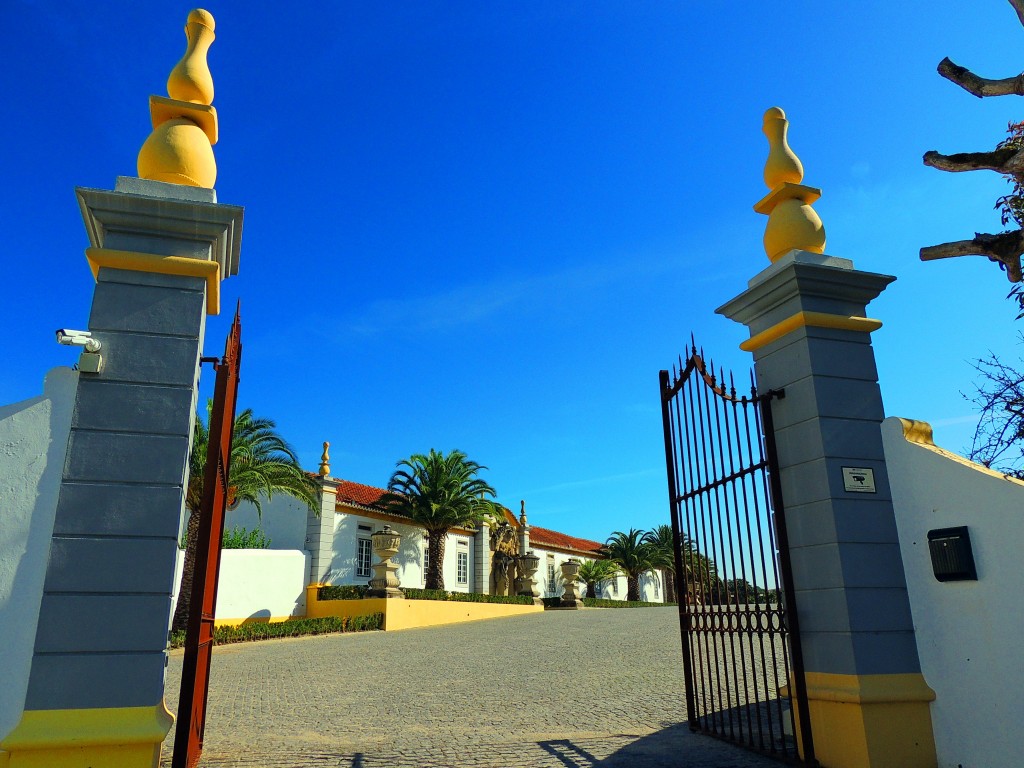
{"left": 927, "top": 526, "right": 977, "bottom": 582}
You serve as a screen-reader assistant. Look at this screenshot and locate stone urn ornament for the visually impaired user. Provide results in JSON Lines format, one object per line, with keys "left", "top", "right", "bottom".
{"left": 368, "top": 525, "right": 404, "bottom": 598}
{"left": 516, "top": 551, "right": 541, "bottom": 603}
{"left": 560, "top": 558, "right": 583, "bottom": 608}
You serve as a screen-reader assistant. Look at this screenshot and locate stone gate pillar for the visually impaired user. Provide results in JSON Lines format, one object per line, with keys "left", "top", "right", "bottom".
{"left": 717, "top": 109, "right": 936, "bottom": 768}
{"left": 0, "top": 11, "right": 243, "bottom": 767}
{"left": 307, "top": 442, "right": 338, "bottom": 586}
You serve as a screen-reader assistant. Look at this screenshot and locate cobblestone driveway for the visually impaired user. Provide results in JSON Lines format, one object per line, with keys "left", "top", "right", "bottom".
{"left": 162, "top": 608, "right": 779, "bottom": 767}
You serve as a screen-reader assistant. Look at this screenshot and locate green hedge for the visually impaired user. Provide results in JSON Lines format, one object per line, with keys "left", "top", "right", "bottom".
{"left": 401, "top": 588, "right": 535, "bottom": 605}
{"left": 168, "top": 613, "right": 383, "bottom": 649}
{"left": 318, "top": 584, "right": 368, "bottom": 601}
{"left": 581, "top": 598, "right": 678, "bottom": 608}
{"left": 316, "top": 584, "right": 534, "bottom": 606}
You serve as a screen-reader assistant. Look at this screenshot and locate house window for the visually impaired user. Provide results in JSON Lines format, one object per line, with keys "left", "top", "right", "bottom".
{"left": 457, "top": 551, "right": 468, "bottom": 584}
{"left": 546, "top": 554, "right": 556, "bottom": 596}
{"left": 422, "top": 537, "right": 429, "bottom": 583}
{"left": 356, "top": 536, "right": 372, "bottom": 578}
{"left": 595, "top": 581, "right": 603, "bottom": 598}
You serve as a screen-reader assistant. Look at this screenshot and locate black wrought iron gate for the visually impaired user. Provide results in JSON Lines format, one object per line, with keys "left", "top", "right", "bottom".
{"left": 659, "top": 344, "right": 814, "bottom": 764}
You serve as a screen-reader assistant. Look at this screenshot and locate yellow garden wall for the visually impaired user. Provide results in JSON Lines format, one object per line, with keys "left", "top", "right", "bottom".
{"left": 304, "top": 587, "right": 542, "bottom": 631}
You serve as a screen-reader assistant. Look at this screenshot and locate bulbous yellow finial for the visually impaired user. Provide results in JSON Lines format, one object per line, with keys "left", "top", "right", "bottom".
{"left": 168, "top": 9, "right": 216, "bottom": 104}
{"left": 137, "top": 9, "right": 219, "bottom": 188}
{"left": 319, "top": 442, "right": 331, "bottom": 477}
{"left": 762, "top": 107, "right": 803, "bottom": 189}
{"left": 753, "top": 107, "right": 826, "bottom": 262}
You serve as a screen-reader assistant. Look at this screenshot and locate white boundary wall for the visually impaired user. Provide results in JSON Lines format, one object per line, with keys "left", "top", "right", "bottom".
{"left": 171, "top": 549, "right": 309, "bottom": 623}
{"left": 883, "top": 416, "right": 1024, "bottom": 768}
{"left": 0, "top": 369, "right": 77, "bottom": 741}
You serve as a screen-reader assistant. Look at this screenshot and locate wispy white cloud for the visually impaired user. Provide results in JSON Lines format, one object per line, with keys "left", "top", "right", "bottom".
{"left": 341, "top": 248, "right": 734, "bottom": 337}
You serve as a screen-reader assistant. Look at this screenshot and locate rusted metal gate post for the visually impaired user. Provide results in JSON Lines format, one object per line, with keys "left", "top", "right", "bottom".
{"left": 173, "top": 307, "right": 242, "bottom": 768}
{"left": 660, "top": 344, "right": 814, "bottom": 764}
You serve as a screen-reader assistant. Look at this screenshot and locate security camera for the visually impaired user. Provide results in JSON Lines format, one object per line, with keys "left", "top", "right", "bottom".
{"left": 56, "top": 329, "right": 102, "bottom": 353}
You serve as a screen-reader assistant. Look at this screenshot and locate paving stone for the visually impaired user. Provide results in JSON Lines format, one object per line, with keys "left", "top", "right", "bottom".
{"left": 161, "top": 609, "right": 781, "bottom": 767}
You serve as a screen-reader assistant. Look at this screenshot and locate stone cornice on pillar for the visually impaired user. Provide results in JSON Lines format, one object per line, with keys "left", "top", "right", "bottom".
{"left": 76, "top": 179, "right": 243, "bottom": 277}
{"left": 717, "top": 250, "right": 895, "bottom": 346}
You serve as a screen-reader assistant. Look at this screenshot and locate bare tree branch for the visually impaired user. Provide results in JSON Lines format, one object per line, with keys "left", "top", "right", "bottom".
{"left": 937, "top": 57, "right": 1024, "bottom": 98}
{"left": 920, "top": 230, "right": 1024, "bottom": 281}
{"left": 923, "top": 146, "right": 1024, "bottom": 174}
{"left": 1012, "top": 0, "right": 1024, "bottom": 28}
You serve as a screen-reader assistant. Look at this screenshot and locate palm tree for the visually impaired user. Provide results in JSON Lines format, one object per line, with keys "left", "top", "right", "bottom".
{"left": 576, "top": 558, "right": 620, "bottom": 599}
{"left": 604, "top": 528, "right": 658, "bottom": 602}
{"left": 678, "top": 534, "right": 719, "bottom": 605}
{"left": 381, "top": 449, "right": 498, "bottom": 590}
{"left": 643, "top": 524, "right": 678, "bottom": 604}
{"left": 172, "top": 407, "right": 319, "bottom": 632}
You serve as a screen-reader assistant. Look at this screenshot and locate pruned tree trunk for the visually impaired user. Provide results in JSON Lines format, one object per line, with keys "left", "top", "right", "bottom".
{"left": 921, "top": 230, "right": 1024, "bottom": 281}
{"left": 937, "top": 56, "right": 1024, "bottom": 98}
{"left": 923, "top": 146, "right": 1024, "bottom": 175}
{"left": 922, "top": 0, "right": 1024, "bottom": 284}
{"left": 586, "top": 581, "right": 597, "bottom": 599}
{"left": 426, "top": 529, "right": 447, "bottom": 590}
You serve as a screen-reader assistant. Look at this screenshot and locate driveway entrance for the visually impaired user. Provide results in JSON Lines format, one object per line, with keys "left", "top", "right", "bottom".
{"left": 162, "top": 608, "right": 779, "bottom": 767}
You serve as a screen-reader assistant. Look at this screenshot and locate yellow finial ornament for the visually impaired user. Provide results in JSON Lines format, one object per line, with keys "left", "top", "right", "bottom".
{"left": 753, "top": 107, "right": 826, "bottom": 262}
{"left": 319, "top": 442, "right": 331, "bottom": 477}
{"left": 137, "top": 9, "right": 219, "bottom": 188}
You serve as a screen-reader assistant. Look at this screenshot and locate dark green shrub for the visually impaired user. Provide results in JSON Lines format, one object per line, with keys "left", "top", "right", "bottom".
{"left": 168, "top": 613, "right": 384, "bottom": 649}
{"left": 402, "top": 588, "right": 535, "bottom": 605}
{"left": 221, "top": 525, "right": 272, "bottom": 549}
{"left": 581, "top": 598, "right": 677, "bottom": 608}
{"left": 317, "top": 584, "right": 369, "bottom": 601}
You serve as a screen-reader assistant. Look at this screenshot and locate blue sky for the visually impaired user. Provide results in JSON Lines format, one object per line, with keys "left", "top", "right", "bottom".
{"left": 5, "top": 1, "right": 1024, "bottom": 543}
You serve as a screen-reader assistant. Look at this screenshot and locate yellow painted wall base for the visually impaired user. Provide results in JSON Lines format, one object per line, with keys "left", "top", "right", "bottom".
{"left": 794, "top": 672, "right": 937, "bottom": 768}
{"left": 305, "top": 586, "right": 543, "bottom": 631}
{"left": 0, "top": 702, "right": 173, "bottom": 768}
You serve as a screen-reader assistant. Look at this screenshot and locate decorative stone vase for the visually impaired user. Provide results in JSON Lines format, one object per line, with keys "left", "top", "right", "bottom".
{"left": 560, "top": 558, "right": 583, "bottom": 608}
{"left": 368, "top": 525, "right": 404, "bottom": 598}
{"left": 516, "top": 551, "right": 541, "bottom": 601}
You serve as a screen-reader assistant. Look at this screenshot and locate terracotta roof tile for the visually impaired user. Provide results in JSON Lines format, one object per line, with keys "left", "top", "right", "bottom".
{"left": 529, "top": 525, "right": 604, "bottom": 555}
{"left": 329, "top": 478, "right": 602, "bottom": 553}
{"left": 335, "top": 479, "right": 388, "bottom": 509}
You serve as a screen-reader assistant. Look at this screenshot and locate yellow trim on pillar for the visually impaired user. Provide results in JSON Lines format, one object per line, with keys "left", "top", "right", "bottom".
{"left": 85, "top": 247, "right": 221, "bottom": 315}
{"left": 791, "top": 672, "right": 937, "bottom": 768}
{"left": 739, "top": 310, "right": 882, "bottom": 352}
{"left": 0, "top": 702, "right": 174, "bottom": 768}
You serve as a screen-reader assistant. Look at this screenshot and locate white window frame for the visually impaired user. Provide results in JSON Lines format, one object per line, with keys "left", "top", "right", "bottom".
{"left": 457, "top": 550, "right": 468, "bottom": 585}
{"left": 422, "top": 536, "right": 429, "bottom": 585}
{"left": 356, "top": 536, "right": 372, "bottom": 579}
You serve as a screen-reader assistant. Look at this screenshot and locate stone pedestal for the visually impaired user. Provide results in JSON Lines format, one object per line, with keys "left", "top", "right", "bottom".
{"left": 0, "top": 177, "right": 242, "bottom": 767}
{"left": 367, "top": 525, "right": 404, "bottom": 598}
{"left": 516, "top": 551, "right": 541, "bottom": 604}
{"left": 718, "top": 250, "right": 936, "bottom": 768}
{"left": 560, "top": 559, "right": 583, "bottom": 609}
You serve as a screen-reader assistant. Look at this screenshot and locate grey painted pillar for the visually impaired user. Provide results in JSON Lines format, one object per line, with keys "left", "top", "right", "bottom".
{"left": 13, "top": 176, "right": 241, "bottom": 729}
{"left": 473, "top": 521, "right": 490, "bottom": 594}
{"left": 307, "top": 477, "right": 337, "bottom": 585}
{"left": 718, "top": 249, "right": 936, "bottom": 767}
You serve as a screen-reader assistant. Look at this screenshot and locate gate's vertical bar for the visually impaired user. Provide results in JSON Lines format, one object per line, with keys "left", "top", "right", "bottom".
{"left": 660, "top": 369, "right": 697, "bottom": 728}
